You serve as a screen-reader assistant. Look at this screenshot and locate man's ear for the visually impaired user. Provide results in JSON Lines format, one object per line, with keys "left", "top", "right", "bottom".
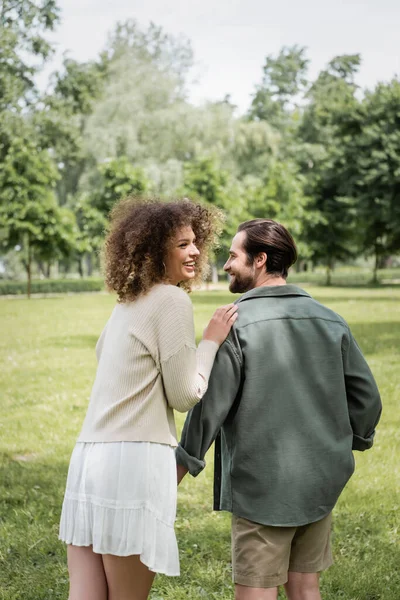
{"left": 255, "top": 252, "right": 267, "bottom": 269}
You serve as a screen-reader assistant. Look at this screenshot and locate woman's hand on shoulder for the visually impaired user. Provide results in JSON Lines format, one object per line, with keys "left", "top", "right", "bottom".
{"left": 202, "top": 304, "right": 238, "bottom": 346}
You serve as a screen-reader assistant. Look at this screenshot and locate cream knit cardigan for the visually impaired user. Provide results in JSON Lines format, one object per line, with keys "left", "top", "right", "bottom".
{"left": 78, "top": 284, "right": 218, "bottom": 447}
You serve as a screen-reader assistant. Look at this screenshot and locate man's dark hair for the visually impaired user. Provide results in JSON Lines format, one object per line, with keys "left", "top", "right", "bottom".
{"left": 237, "top": 219, "right": 297, "bottom": 278}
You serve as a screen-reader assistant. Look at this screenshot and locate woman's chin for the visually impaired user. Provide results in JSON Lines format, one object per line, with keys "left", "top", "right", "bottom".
{"left": 180, "top": 272, "right": 196, "bottom": 283}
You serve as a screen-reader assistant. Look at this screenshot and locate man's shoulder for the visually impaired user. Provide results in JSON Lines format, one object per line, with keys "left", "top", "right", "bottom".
{"left": 235, "top": 291, "right": 349, "bottom": 331}
{"left": 303, "top": 295, "right": 347, "bottom": 321}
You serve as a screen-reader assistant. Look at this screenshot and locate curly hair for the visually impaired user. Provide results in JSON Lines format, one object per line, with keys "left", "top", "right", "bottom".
{"left": 103, "top": 197, "right": 224, "bottom": 302}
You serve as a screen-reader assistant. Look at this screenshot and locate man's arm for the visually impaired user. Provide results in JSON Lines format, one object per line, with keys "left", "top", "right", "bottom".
{"left": 343, "top": 330, "right": 382, "bottom": 451}
{"left": 176, "top": 331, "right": 243, "bottom": 478}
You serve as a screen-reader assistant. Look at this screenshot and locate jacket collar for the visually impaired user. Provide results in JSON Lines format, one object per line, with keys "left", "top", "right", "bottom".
{"left": 236, "top": 284, "right": 311, "bottom": 304}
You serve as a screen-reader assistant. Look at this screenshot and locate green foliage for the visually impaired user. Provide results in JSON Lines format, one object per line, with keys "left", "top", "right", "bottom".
{"left": 301, "top": 55, "right": 361, "bottom": 147}
{"left": 0, "top": 133, "right": 78, "bottom": 294}
{"left": 51, "top": 57, "right": 107, "bottom": 116}
{"left": 83, "top": 21, "right": 195, "bottom": 164}
{"left": 248, "top": 45, "right": 309, "bottom": 130}
{"left": 246, "top": 160, "right": 309, "bottom": 225}
{"left": 0, "top": 134, "right": 57, "bottom": 247}
{"left": 232, "top": 119, "right": 279, "bottom": 177}
{"left": 339, "top": 79, "right": 400, "bottom": 278}
{"left": 72, "top": 194, "right": 107, "bottom": 254}
{"left": 92, "top": 157, "right": 149, "bottom": 216}
{"left": 182, "top": 157, "right": 228, "bottom": 206}
{"left": 1, "top": 9, "right": 400, "bottom": 285}
{"left": 107, "top": 20, "right": 193, "bottom": 90}
{"left": 0, "top": 0, "right": 60, "bottom": 109}
{"left": 327, "top": 54, "right": 361, "bottom": 82}
{"left": 297, "top": 55, "right": 363, "bottom": 279}
{"left": 36, "top": 57, "right": 109, "bottom": 205}
{"left": 0, "top": 277, "right": 104, "bottom": 295}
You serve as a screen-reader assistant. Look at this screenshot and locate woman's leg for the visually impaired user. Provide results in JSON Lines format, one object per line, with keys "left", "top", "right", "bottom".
{"left": 67, "top": 545, "right": 108, "bottom": 600}
{"left": 102, "top": 554, "right": 156, "bottom": 600}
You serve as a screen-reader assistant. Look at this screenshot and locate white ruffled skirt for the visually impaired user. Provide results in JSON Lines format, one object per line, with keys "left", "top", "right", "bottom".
{"left": 59, "top": 441, "right": 179, "bottom": 575}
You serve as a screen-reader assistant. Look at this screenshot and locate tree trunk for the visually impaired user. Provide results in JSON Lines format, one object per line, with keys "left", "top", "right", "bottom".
{"left": 326, "top": 260, "right": 332, "bottom": 286}
{"left": 86, "top": 253, "right": 93, "bottom": 276}
{"left": 211, "top": 264, "right": 218, "bottom": 284}
{"left": 46, "top": 262, "right": 51, "bottom": 278}
{"left": 77, "top": 256, "right": 84, "bottom": 278}
{"left": 372, "top": 248, "right": 379, "bottom": 284}
{"left": 37, "top": 261, "right": 47, "bottom": 277}
{"left": 26, "top": 236, "right": 32, "bottom": 299}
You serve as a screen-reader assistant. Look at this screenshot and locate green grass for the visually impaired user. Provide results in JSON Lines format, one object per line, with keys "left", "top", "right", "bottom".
{"left": 0, "top": 286, "right": 399, "bottom": 599}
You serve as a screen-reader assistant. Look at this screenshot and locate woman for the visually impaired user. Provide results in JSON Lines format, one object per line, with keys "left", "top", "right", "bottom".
{"left": 59, "top": 197, "right": 237, "bottom": 600}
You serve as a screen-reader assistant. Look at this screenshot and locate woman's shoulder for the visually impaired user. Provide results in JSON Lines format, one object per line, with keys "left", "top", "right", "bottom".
{"left": 148, "top": 283, "right": 191, "bottom": 307}
{"left": 113, "top": 285, "right": 191, "bottom": 316}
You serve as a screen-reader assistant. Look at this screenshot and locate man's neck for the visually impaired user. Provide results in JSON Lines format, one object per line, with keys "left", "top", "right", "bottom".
{"left": 254, "top": 273, "right": 287, "bottom": 288}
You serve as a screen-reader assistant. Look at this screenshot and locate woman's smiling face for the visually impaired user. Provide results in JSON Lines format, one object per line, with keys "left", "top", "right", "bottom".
{"left": 164, "top": 226, "right": 200, "bottom": 285}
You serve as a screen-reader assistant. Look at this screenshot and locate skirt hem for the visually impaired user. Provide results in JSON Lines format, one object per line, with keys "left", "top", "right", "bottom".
{"left": 58, "top": 536, "right": 180, "bottom": 576}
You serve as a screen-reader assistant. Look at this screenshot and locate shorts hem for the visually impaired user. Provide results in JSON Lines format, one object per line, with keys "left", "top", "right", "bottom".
{"left": 289, "top": 558, "right": 334, "bottom": 574}
{"left": 233, "top": 571, "right": 288, "bottom": 588}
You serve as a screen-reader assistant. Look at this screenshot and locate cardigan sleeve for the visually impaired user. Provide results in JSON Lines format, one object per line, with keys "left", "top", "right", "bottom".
{"left": 157, "top": 287, "right": 218, "bottom": 412}
{"left": 161, "top": 340, "right": 218, "bottom": 412}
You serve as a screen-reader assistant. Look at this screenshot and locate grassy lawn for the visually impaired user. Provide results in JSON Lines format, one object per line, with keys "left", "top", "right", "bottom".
{"left": 0, "top": 286, "right": 399, "bottom": 599}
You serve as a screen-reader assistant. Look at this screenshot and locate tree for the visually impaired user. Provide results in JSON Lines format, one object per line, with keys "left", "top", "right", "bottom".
{"left": 339, "top": 79, "right": 400, "bottom": 282}
{"left": 182, "top": 157, "right": 228, "bottom": 206}
{"left": 301, "top": 176, "right": 358, "bottom": 285}
{"left": 83, "top": 21, "right": 194, "bottom": 164}
{"left": 0, "top": 135, "right": 76, "bottom": 296}
{"left": 297, "top": 55, "right": 362, "bottom": 282}
{"left": 182, "top": 156, "right": 236, "bottom": 278}
{"left": 32, "top": 205, "right": 78, "bottom": 278}
{"left": 231, "top": 119, "right": 279, "bottom": 178}
{"left": 70, "top": 194, "right": 107, "bottom": 277}
{"left": 301, "top": 54, "right": 361, "bottom": 146}
{"left": 36, "top": 56, "right": 108, "bottom": 206}
{"left": 0, "top": 0, "right": 60, "bottom": 110}
{"left": 0, "top": 0, "right": 78, "bottom": 288}
{"left": 92, "top": 157, "right": 149, "bottom": 216}
{"left": 248, "top": 46, "right": 309, "bottom": 131}
{"left": 107, "top": 20, "right": 193, "bottom": 92}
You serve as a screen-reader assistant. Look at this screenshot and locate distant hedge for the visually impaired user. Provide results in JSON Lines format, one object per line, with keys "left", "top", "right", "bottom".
{"left": 0, "top": 278, "right": 105, "bottom": 296}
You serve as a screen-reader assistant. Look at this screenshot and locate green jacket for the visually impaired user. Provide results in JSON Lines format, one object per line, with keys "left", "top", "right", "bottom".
{"left": 176, "top": 285, "right": 382, "bottom": 526}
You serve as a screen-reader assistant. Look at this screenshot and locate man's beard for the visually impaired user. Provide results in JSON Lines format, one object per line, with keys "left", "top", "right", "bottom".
{"left": 229, "top": 271, "right": 255, "bottom": 294}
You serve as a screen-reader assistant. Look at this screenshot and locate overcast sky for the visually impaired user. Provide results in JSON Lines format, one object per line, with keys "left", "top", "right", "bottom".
{"left": 41, "top": 0, "right": 400, "bottom": 114}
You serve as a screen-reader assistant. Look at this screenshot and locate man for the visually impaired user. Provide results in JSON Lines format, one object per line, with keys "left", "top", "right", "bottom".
{"left": 176, "top": 219, "right": 382, "bottom": 600}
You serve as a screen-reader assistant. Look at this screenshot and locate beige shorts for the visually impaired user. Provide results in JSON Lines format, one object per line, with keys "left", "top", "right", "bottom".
{"left": 231, "top": 512, "right": 333, "bottom": 588}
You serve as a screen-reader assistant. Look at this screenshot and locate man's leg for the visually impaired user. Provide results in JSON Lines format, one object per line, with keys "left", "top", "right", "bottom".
{"left": 284, "top": 513, "right": 333, "bottom": 600}
{"left": 231, "top": 515, "right": 296, "bottom": 598}
{"left": 235, "top": 583, "right": 278, "bottom": 599}
{"left": 284, "top": 572, "right": 321, "bottom": 600}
